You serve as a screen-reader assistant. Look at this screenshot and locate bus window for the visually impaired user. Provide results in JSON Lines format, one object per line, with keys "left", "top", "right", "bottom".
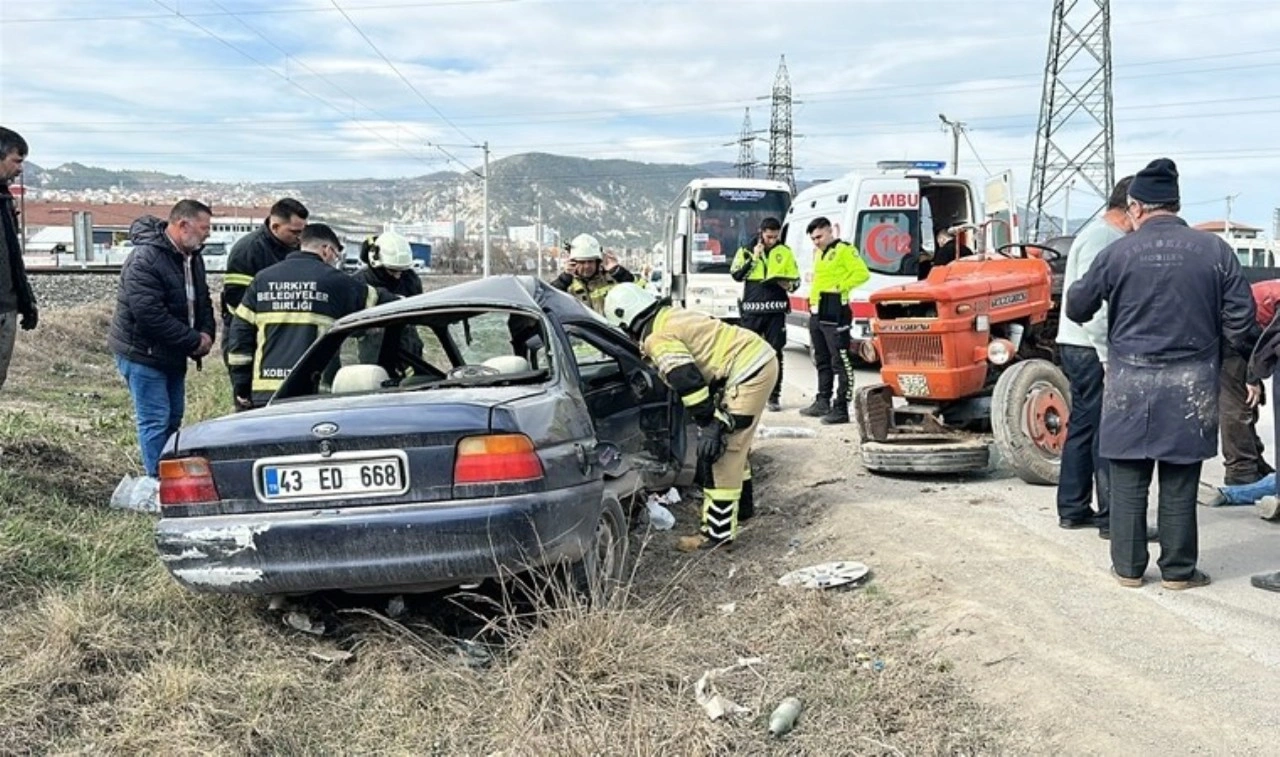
{"left": 690, "top": 187, "right": 790, "bottom": 274}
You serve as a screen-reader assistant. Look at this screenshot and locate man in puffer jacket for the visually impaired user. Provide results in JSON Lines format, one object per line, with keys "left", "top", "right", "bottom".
{"left": 108, "top": 200, "right": 217, "bottom": 489}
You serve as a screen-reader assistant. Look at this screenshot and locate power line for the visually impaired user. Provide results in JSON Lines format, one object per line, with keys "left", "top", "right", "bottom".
{"left": 142, "top": 0, "right": 441, "bottom": 170}
{"left": 327, "top": 0, "right": 479, "bottom": 147}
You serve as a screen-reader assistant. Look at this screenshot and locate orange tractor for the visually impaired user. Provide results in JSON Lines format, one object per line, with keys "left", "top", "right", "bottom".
{"left": 853, "top": 231, "right": 1072, "bottom": 484}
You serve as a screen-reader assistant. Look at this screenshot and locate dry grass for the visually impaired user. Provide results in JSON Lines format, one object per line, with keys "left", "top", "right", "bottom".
{"left": 0, "top": 299, "right": 1009, "bottom": 756}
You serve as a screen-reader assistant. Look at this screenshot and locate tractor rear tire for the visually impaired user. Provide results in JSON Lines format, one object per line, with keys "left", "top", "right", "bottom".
{"left": 860, "top": 436, "right": 992, "bottom": 475}
{"left": 992, "top": 359, "right": 1071, "bottom": 486}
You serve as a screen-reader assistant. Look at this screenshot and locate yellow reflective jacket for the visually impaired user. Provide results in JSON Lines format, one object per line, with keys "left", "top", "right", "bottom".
{"left": 809, "top": 240, "right": 870, "bottom": 308}
{"left": 641, "top": 306, "right": 774, "bottom": 423}
{"left": 730, "top": 242, "right": 799, "bottom": 315}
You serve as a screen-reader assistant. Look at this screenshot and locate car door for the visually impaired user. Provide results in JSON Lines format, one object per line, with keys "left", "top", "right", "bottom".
{"left": 561, "top": 322, "right": 687, "bottom": 480}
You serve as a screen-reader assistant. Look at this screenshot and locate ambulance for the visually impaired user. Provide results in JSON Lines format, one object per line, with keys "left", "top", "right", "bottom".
{"left": 782, "top": 161, "right": 1019, "bottom": 358}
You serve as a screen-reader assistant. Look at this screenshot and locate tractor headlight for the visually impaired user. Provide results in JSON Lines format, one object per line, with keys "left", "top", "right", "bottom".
{"left": 987, "top": 338, "right": 1015, "bottom": 365}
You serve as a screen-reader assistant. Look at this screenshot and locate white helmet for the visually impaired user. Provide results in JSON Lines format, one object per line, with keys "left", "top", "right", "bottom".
{"left": 568, "top": 233, "right": 604, "bottom": 261}
{"left": 370, "top": 230, "right": 413, "bottom": 270}
{"left": 603, "top": 282, "right": 660, "bottom": 332}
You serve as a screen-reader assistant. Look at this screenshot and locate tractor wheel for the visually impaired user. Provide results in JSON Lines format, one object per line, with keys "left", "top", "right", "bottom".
{"left": 992, "top": 359, "right": 1070, "bottom": 486}
{"left": 860, "top": 436, "right": 992, "bottom": 475}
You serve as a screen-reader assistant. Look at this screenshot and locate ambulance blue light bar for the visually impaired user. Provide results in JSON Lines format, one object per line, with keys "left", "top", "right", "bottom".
{"left": 876, "top": 160, "right": 947, "bottom": 173}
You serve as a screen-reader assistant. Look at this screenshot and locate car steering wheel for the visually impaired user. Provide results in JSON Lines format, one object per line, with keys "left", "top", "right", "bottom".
{"left": 447, "top": 364, "right": 502, "bottom": 380}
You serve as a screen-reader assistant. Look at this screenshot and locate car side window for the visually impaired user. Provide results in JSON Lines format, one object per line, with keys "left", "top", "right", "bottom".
{"left": 568, "top": 333, "right": 613, "bottom": 367}
{"left": 449, "top": 312, "right": 520, "bottom": 366}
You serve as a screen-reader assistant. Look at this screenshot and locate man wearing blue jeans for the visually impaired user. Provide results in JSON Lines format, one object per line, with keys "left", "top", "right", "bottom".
{"left": 108, "top": 200, "right": 216, "bottom": 496}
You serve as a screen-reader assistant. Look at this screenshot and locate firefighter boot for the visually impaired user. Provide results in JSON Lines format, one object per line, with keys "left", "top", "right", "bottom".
{"left": 799, "top": 397, "right": 830, "bottom": 417}
{"left": 821, "top": 401, "right": 850, "bottom": 425}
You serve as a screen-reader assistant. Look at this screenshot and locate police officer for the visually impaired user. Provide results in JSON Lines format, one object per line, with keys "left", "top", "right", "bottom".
{"left": 800, "top": 217, "right": 870, "bottom": 424}
{"left": 1068, "top": 158, "right": 1256, "bottom": 591}
{"left": 226, "top": 223, "right": 379, "bottom": 410}
{"left": 551, "top": 232, "right": 634, "bottom": 314}
{"left": 603, "top": 282, "right": 779, "bottom": 551}
{"left": 731, "top": 217, "right": 799, "bottom": 412}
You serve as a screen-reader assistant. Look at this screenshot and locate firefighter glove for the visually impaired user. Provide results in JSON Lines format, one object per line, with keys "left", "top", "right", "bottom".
{"left": 696, "top": 414, "right": 732, "bottom": 464}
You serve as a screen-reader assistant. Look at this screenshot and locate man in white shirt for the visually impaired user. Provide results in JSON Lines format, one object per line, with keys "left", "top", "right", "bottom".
{"left": 1055, "top": 176, "right": 1133, "bottom": 539}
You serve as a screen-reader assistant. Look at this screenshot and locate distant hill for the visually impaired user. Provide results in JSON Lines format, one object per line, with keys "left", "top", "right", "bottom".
{"left": 25, "top": 161, "right": 191, "bottom": 191}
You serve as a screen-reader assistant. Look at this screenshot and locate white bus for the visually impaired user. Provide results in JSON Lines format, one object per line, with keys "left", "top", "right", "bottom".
{"left": 661, "top": 177, "right": 793, "bottom": 322}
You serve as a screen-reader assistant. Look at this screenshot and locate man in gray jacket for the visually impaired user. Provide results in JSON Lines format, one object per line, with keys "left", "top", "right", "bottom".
{"left": 1067, "top": 158, "right": 1256, "bottom": 591}
{"left": 1055, "top": 176, "right": 1132, "bottom": 539}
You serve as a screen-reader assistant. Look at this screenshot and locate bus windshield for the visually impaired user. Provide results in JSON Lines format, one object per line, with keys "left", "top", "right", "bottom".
{"left": 690, "top": 188, "right": 791, "bottom": 273}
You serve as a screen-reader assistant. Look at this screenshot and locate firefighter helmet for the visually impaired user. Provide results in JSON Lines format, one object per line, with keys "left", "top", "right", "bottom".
{"left": 603, "top": 282, "right": 660, "bottom": 332}
{"left": 369, "top": 230, "right": 414, "bottom": 270}
{"left": 568, "top": 233, "right": 604, "bottom": 261}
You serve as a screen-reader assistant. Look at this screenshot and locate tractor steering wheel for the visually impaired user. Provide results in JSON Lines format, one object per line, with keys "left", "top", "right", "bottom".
{"left": 993, "top": 243, "right": 1062, "bottom": 262}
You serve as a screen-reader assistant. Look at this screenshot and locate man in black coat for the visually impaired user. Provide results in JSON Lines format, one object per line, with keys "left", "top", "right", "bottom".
{"left": 108, "top": 200, "right": 217, "bottom": 483}
{"left": 0, "top": 127, "right": 39, "bottom": 391}
{"left": 220, "top": 198, "right": 308, "bottom": 336}
{"left": 1067, "top": 158, "right": 1256, "bottom": 591}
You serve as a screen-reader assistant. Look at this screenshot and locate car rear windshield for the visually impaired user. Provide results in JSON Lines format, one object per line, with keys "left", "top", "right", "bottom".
{"left": 274, "top": 308, "right": 553, "bottom": 400}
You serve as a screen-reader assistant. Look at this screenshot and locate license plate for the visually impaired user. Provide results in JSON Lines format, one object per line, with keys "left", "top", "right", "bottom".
{"left": 898, "top": 373, "right": 930, "bottom": 397}
{"left": 258, "top": 453, "right": 408, "bottom": 502}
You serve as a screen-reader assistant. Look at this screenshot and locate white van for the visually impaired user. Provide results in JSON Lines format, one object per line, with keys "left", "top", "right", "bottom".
{"left": 781, "top": 161, "right": 1018, "bottom": 354}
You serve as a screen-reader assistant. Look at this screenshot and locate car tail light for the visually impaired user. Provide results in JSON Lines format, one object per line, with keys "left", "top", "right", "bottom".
{"left": 454, "top": 434, "right": 544, "bottom": 485}
{"left": 159, "top": 457, "right": 221, "bottom": 506}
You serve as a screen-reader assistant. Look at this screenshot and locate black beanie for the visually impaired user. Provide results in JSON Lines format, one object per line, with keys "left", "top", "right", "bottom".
{"left": 1129, "top": 158, "right": 1180, "bottom": 204}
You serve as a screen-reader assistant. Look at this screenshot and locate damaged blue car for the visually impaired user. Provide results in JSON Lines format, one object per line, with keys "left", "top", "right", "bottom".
{"left": 155, "top": 276, "right": 694, "bottom": 596}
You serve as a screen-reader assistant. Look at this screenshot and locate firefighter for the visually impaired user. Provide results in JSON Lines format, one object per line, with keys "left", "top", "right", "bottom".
{"left": 603, "top": 283, "right": 779, "bottom": 551}
{"left": 730, "top": 216, "right": 799, "bottom": 412}
{"left": 551, "top": 232, "right": 634, "bottom": 314}
{"left": 354, "top": 230, "right": 424, "bottom": 373}
{"left": 226, "top": 223, "right": 380, "bottom": 410}
{"left": 800, "top": 216, "right": 869, "bottom": 424}
{"left": 220, "top": 198, "right": 308, "bottom": 338}
{"left": 355, "top": 230, "right": 423, "bottom": 300}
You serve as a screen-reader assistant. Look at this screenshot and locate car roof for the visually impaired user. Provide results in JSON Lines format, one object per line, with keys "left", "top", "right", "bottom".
{"left": 340, "top": 274, "right": 610, "bottom": 328}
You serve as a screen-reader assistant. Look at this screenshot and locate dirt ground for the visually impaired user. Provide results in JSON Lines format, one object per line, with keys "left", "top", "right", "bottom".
{"left": 759, "top": 348, "right": 1280, "bottom": 756}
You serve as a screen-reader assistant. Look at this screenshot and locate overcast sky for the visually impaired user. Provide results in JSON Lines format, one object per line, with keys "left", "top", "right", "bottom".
{"left": 3, "top": 0, "right": 1280, "bottom": 227}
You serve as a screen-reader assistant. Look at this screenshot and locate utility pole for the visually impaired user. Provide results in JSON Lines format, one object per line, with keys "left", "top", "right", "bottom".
{"left": 1225, "top": 193, "right": 1240, "bottom": 239}
{"left": 1027, "top": 0, "right": 1114, "bottom": 241}
{"left": 938, "top": 114, "right": 965, "bottom": 175}
{"left": 766, "top": 55, "right": 797, "bottom": 192}
{"left": 482, "top": 140, "right": 490, "bottom": 277}
{"left": 727, "top": 108, "right": 759, "bottom": 179}
{"left": 1063, "top": 179, "right": 1075, "bottom": 234}
{"left": 536, "top": 201, "right": 543, "bottom": 279}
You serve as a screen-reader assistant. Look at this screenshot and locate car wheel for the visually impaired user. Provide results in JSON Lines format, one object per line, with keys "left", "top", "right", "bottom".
{"left": 568, "top": 497, "right": 628, "bottom": 606}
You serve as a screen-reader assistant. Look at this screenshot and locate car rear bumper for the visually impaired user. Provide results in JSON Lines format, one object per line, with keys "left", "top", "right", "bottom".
{"left": 155, "top": 483, "right": 603, "bottom": 595}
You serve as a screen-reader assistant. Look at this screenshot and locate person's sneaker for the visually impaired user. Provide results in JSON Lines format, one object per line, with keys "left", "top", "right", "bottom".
{"left": 1196, "top": 482, "right": 1227, "bottom": 507}
{"left": 1256, "top": 496, "right": 1280, "bottom": 521}
{"left": 1111, "top": 568, "right": 1144, "bottom": 588}
{"left": 799, "top": 397, "right": 830, "bottom": 417}
{"left": 766, "top": 399, "right": 782, "bottom": 413}
{"left": 1161, "top": 570, "right": 1211, "bottom": 591}
{"left": 820, "top": 405, "right": 850, "bottom": 425}
{"left": 1249, "top": 571, "right": 1280, "bottom": 592}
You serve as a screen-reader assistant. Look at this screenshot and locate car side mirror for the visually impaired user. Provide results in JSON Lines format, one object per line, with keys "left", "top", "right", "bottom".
{"left": 628, "top": 368, "right": 654, "bottom": 400}
{"left": 595, "top": 442, "right": 623, "bottom": 474}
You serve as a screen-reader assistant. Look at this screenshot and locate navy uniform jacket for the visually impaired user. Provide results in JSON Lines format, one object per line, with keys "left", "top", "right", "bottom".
{"left": 1067, "top": 215, "right": 1255, "bottom": 463}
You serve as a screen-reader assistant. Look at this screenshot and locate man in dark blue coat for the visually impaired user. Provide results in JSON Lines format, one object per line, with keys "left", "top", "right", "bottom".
{"left": 1067, "top": 158, "right": 1256, "bottom": 591}
{"left": 108, "top": 200, "right": 217, "bottom": 490}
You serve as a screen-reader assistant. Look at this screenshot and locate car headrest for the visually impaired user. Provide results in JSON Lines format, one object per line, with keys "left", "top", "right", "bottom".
{"left": 331, "top": 364, "right": 389, "bottom": 393}
{"left": 481, "top": 355, "right": 531, "bottom": 375}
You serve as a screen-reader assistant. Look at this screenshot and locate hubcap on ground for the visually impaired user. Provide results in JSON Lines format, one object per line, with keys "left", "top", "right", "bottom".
{"left": 1024, "top": 381, "right": 1068, "bottom": 455}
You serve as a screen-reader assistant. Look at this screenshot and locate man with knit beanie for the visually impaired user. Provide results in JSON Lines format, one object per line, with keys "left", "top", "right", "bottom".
{"left": 1066, "top": 158, "right": 1256, "bottom": 591}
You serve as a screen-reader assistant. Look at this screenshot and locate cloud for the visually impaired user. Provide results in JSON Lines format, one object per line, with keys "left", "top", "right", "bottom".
{"left": 2, "top": 0, "right": 1280, "bottom": 226}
